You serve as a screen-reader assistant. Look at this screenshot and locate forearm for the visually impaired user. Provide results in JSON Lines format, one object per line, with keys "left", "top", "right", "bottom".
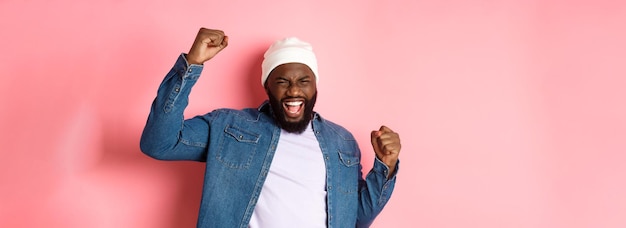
{"left": 140, "top": 54, "right": 206, "bottom": 160}
{"left": 356, "top": 158, "right": 399, "bottom": 227}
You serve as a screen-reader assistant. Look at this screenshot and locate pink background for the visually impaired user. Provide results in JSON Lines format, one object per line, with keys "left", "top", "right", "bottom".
{"left": 1, "top": 0, "right": 625, "bottom": 227}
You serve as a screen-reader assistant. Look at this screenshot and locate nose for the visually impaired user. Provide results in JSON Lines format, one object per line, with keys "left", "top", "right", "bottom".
{"left": 286, "top": 84, "right": 303, "bottom": 97}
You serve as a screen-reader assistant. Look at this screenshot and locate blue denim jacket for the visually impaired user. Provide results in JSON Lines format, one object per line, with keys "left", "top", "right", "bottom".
{"left": 140, "top": 54, "right": 398, "bottom": 228}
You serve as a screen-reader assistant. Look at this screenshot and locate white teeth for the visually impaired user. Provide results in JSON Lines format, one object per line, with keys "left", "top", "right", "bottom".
{"left": 285, "top": 101, "right": 303, "bottom": 106}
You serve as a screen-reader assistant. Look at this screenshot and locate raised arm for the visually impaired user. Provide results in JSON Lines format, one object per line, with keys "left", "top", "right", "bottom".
{"left": 356, "top": 125, "right": 401, "bottom": 227}
{"left": 139, "top": 28, "right": 228, "bottom": 161}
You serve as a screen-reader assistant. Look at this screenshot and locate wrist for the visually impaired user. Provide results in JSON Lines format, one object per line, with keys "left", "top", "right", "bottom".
{"left": 184, "top": 53, "right": 204, "bottom": 65}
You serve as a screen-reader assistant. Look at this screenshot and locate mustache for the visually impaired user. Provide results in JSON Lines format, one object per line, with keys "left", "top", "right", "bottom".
{"left": 281, "top": 96, "right": 307, "bottom": 101}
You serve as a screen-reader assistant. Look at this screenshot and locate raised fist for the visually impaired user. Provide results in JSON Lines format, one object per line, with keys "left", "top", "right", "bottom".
{"left": 371, "top": 125, "right": 401, "bottom": 178}
{"left": 187, "top": 28, "right": 229, "bottom": 65}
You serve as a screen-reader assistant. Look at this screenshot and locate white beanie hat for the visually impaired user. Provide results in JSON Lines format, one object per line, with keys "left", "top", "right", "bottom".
{"left": 261, "top": 37, "right": 318, "bottom": 86}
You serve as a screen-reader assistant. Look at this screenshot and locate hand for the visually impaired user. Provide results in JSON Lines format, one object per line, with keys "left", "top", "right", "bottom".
{"left": 371, "top": 126, "right": 401, "bottom": 178}
{"left": 187, "top": 28, "right": 229, "bottom": 65}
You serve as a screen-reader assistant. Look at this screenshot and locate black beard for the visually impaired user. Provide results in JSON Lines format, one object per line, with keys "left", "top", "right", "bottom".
{"left": 267, "top": 92, "right": 317, "bottom": 134}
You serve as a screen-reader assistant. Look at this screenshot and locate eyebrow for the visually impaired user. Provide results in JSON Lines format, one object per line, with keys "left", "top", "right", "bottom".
{"left": 276, "top": 75, "right": 312, "bottom": 81}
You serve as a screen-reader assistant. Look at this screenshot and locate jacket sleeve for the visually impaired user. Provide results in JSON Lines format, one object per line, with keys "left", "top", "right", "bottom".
{"left": 356, "top": 155, "right": 399, "bottom": 227}
{"left": 139, "top": 53, "right": 211, "bottom": 161}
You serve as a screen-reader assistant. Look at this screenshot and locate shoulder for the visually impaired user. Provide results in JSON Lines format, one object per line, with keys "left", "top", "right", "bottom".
{"left": 317, "top": 115, "right": 356, "bottom": 141}
{"left": 210, "top": 107, "right": 264, "bottom": 121}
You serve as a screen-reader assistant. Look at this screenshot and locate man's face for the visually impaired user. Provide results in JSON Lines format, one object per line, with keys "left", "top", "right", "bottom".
{"left": 265, "top": 63, "right": 317, "bottom": 134}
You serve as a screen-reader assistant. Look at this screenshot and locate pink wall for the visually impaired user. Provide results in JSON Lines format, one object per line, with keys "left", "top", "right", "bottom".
{"left": 1, "top": 0, "right": 625, "bottom": 227}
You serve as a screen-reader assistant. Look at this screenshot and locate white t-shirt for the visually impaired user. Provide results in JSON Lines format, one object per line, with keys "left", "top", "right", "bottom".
{"left": 249, "top": 123, "right": 327, "bottom": 228}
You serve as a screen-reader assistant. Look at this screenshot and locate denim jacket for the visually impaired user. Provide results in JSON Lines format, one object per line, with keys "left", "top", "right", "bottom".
{"left": 140, "top": 54, "right": 398, "bottom": 228}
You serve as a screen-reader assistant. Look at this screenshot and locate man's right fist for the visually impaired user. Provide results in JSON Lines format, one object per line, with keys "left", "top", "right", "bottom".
{"left": 187, "top": 28, "right": 229, "bottom": 65}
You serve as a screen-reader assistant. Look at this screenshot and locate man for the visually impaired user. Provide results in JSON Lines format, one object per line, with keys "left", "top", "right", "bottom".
{"left": 140, "top": 27, "right": 401, "bottom": 228}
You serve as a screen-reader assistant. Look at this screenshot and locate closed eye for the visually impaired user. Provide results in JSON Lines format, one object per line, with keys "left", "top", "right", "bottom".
{"left": 299, "top": 76, "right": 313, "bottom": 83}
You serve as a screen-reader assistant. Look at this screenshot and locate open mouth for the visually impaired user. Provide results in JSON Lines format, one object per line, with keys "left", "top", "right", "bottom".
{"left": 282, "top": 100, "right": 304, "bottom": 118}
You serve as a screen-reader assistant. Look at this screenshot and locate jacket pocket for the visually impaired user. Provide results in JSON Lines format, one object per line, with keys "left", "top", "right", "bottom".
{"left": 216, "top": 125, "right": 261, "bottom": 169}
{"left": 338, "top": 149, "right": 360, "bottom": 167}
{"left": 336, "top": 149, "right": 360, "bottom": 194}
